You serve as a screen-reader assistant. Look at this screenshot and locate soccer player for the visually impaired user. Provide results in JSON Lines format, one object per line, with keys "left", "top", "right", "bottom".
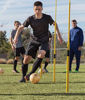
{"left": 10, "top": 21, "right": 25, "bottom": 73}
{"left": 14, "top": 1, "right": 62, "bottom": 82}
{"left": 69, "top": 19, "right": 84, "bottom": 72}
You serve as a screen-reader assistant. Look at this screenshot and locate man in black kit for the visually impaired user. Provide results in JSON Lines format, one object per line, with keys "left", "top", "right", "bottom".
{"left": 14, "top": 1, "right": 63, "bottom": 82}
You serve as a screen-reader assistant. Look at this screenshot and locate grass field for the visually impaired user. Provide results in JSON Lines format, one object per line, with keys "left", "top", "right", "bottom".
{"left": 0, "top": 64, "right": 85, "bottom": 100}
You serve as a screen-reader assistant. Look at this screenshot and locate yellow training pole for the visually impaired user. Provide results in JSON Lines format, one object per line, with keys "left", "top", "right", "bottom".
{"left": 66, "top": 0, "right": 71, "bottom": 93}
{"left": 53, "top": 0, "right": 57, "bottom": 83}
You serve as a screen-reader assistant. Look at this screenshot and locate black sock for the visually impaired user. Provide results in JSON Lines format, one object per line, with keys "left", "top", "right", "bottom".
{"left": 38, "top": 62, "right": 42, "bottom": 69}
{"left": 21, "top": 57, "right": 24, "bottom": 65}
{"left": 44, "top": 62, "right": 49, "bottom": 69}
{"left": 13, "top": 60, "right": 17, "bottom": 70}
{"left": 22, "top": 64, "right": 28, "bottom": 78}
{"left": 27, "top": 58, "right": 42, "bottom": 78}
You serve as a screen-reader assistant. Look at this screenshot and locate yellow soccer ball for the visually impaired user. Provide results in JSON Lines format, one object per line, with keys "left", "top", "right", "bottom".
{"left": 30, "top": 73, "right": 40, "bottom": 84}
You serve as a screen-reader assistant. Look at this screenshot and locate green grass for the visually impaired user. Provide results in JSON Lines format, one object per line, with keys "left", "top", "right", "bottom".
{"left": 0, "top": 64, "right": 85, "bottom": 100}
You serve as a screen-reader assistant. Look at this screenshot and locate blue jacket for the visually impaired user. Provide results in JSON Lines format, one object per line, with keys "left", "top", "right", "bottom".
{"left": 70, "top": 26, "right": 84, "bottom": 50}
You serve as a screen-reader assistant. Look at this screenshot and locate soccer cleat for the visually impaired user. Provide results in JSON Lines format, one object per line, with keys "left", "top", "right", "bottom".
{"left": 74, "top": 70, "right": 79, "bottom": 73}
{"left": 19, "top": 78, "right": 26, "bottom": 82}
{"left": 24, "top": 76, "right": 29, "bottom": 82}
{"left": 69, "top": 70, "right": 72, "bottom": 73}
{"left": 12, "top": 70, "right": 20, "bottom": 73}
{"left": 44, "top": 68, "right": 49, "bottom": 73}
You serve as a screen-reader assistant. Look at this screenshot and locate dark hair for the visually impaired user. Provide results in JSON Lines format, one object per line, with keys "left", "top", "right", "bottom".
{"left": 34, "top": 1, "right": 43, "bottom": 7}
{"left": 14, "top": 21, "right": 21, "bottom": 25}
{"left": 72, "top": 19, "right": 77, "bottom": 23}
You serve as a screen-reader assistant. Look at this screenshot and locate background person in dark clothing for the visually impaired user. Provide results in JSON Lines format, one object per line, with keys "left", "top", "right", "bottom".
{"left": 14, "top": 1, "right": 62, "bottom": 82}
{"left": 69, "top": 19, "right": 84, "bottom": 72}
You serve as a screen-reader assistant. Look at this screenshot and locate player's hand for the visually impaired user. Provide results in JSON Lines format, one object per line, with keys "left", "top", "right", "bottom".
{"left": 13, "top": 38, "right": 18, "bottom": 44}
{"left": 78, "top": 46, "right": 82, "bottom": 51}
{"left": 12, "top": 45, "right": 15, "bottom": 51}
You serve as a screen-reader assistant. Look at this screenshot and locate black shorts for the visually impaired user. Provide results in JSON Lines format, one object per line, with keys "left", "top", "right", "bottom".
{"left": 25, "top": 40, "right": 49, "bottom": 59}
{"left": 15, "top": 47, "right": 25, "bottom": 57}
{"left": 45, "top": 50, "right": 50, "bottom": 58}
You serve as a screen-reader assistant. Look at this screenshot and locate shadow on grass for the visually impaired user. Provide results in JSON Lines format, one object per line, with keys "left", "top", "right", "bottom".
{"left": 39, "top": 81, "right": 85, "bottom": 84}
{"left": 0, "top": 92, "right": 85, "bottom": 96}
{"left": 0, "top": 81, "right": 85, "bottom": 85}
{"left": 49, "top": 71, "right": 85, "bottom": 74}
{"left": 0, "top": 74, "right": 21, "bottom": 76}
{"left": 39, "top": 82, "right": 65, "bottom": 84}
{"left": 0, "top": 82, "right": 20, "bottom": 85}
{"left": 62, "top": 71, "right": 85, "bottom": 73}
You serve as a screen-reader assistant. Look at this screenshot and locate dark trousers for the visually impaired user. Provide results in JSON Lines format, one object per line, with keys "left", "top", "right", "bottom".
{"left": 69, "top": 49, "right": 81, "bottom": 71}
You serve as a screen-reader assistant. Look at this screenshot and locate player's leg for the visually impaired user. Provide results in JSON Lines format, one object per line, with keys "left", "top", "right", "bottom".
{"left": 20, "top": 47, "right": 25, "bottom": 64}
{"left": 25, "top": 42, "right": 49, "bottom": 80}
{"left": 75, "top": 50, "right": 81, "bottom": 71}
{"left": 43, "top": 50, "right": 50, "bottom": 72}
{"left": 21, "top": 56, "right": 24, "bottom": 65}
{"left": 20, "top": 41, "right": 40, "bottom": 82}
{"left": 20, "top": 55, "right": 32, "bottom": 82}
{"left": 13, "top": 48, "right": 20, "bottom": 73}
{"left": 25, "top": 50, "right": 46, "bottom": 80}
{"left": 44, "top": 58, "right": 49, "bottom": 72}
{"left": 13, "top": 56, "right": 19, "bottom": 73}
{"left": 69, "top": 49, "right": 74, "bottom": 71}
{"left": 20, "top": 47, "right": 25, "bottom": 71}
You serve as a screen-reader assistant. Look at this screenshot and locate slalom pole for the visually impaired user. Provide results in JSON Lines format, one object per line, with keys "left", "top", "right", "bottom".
{"left": 53, "top": 0, "right": 57, "bottom": 83}
{"left": 66, "top": 0, "right": 71, "bottom": 93}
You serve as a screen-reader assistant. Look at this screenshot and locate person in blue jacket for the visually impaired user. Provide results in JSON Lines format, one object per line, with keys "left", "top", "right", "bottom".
{"left": 69, "top": 19, "right": 84, "bottom": 72}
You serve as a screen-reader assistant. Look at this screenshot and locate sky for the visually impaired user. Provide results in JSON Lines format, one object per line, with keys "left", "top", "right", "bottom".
{"left": 0, "top": 0, "right": 85, "bottom": 41}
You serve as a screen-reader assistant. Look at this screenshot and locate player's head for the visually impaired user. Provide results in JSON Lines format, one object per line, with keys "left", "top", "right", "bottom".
{"left": 33, "top": 1, "right": 43, "bottom": 15}
{"left": 72, "top": 19, "right": 77, "bottom": 28}
{"left": 14, "top": 21, "right": 21, "bottom": 29}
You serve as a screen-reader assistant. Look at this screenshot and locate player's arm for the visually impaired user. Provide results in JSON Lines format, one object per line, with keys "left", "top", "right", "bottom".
{"left": 10, "top": 37, "right": 13, "bottom": 46}
{"left": 10, "top": 37, "right": 15, "bottom": 51}
{"left": 14, "top": 25, "right": 24, "bottom": 44}
{"left": 48, "top": 15, "right": 62, "bottom": 43}
{"left": 53, "top": 22, "right": 63, "bottom": 44}
{"left": 78, "top": 29, "right": 84, "bottom": 51}
{"left": 10, "top": 30, "right": 14, "bottom": 47}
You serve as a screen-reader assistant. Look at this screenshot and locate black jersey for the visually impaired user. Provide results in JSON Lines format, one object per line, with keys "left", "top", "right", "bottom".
{"left": 23, "top": 13, "right": 54, "bottom": 43}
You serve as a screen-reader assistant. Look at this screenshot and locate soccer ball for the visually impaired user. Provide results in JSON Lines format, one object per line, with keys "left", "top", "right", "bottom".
{"left": 0, "top": 68, "right": 4, "bottom": 74}
{"left": 38, "top": 68, "right": 46, "bottom": 74}
{"left": 30, "top": 73, "right": 40, "bottom": 84}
